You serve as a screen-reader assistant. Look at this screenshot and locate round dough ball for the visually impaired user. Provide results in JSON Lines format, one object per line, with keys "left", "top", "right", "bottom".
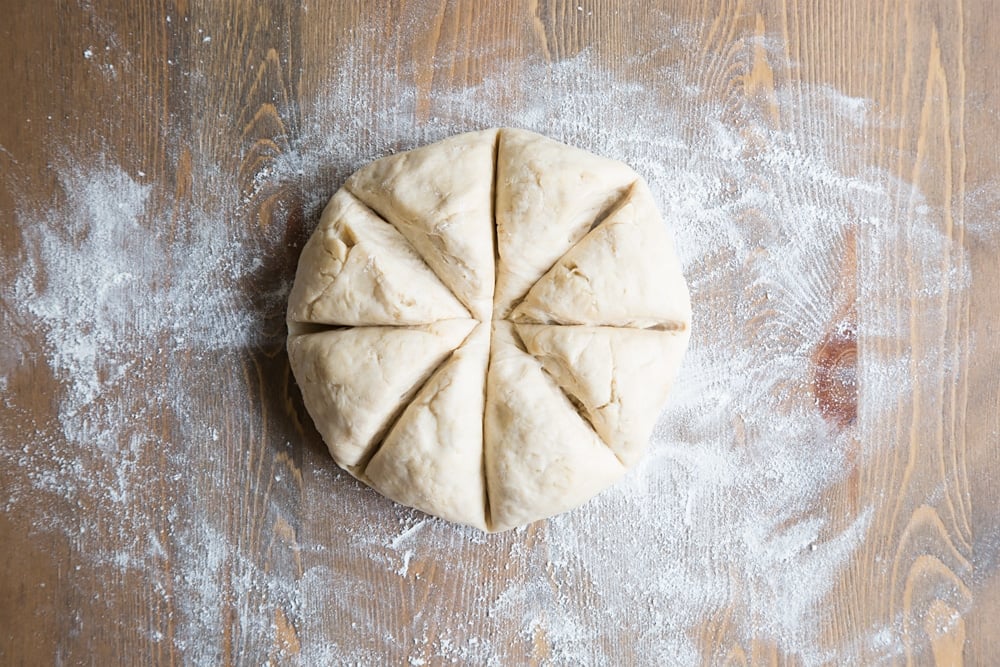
{"left": 287, "top": 128, "right": 691, "bottom": 532}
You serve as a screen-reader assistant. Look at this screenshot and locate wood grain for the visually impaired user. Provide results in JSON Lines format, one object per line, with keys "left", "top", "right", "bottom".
{"left": 1, "top": 0, "right": 997, "bottom": 665}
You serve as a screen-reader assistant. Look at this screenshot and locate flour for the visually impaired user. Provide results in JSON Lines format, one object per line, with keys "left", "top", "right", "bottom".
{"left": 0, "top": 12, "right": 973, "bottom": 667}
{"left": 1, "top": 153, "right": 292, "bottom": 658}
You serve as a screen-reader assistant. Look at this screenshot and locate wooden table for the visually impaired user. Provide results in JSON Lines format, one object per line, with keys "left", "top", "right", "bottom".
{"left": 2, "top": 1, "right": 998, "bottom": 664}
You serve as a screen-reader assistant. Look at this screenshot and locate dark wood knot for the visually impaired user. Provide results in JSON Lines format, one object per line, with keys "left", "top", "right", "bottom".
{"left": 812, "top": 317, "right": 858, "bottom": 428}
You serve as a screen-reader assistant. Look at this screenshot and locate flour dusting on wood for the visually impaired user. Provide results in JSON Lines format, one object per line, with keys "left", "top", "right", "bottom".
{"left": 0, "top": 14, "right": 973, "bottom": 666}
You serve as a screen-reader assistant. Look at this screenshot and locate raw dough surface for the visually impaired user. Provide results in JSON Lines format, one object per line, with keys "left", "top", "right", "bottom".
{"left": 287, "top": 128, "right": 692, "bottom": 532}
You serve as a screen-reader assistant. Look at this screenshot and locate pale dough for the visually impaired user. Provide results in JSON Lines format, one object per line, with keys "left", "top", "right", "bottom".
{"left": 287, "top": 128, "right": 692, "bottom": 532}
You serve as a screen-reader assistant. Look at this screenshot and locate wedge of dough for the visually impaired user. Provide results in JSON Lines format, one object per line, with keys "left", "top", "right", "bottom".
{"left": 493, "top": 128, "right": 638, "bottom": 318}
{"left": 365, "top": 324, "right": 490, "bottom": 531}
{"left": 287, "top": 320, "right": 475, "bottom": 469}
{"left": 485, "top": 323, "right": 626, "bottom": 531}
{"left": 345, "top": 129, "right": 497, "bottom": 320}
{"left": 286, "top": 190, "right": 469, "bottom": 325}
{"left": 515, "top": 323, "right": 690, "bottom": 466}
{"left": 511, "top": 181, "right": 692, "bottom": 328}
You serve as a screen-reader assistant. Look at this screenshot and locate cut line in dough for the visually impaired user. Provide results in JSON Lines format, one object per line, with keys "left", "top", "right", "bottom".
{"left": 286, "top": 189, "right": 470, "bottom": 326}
{"left": 346, "top": 129, "right": 498, "bottom": 321}
{"left": 288, "top": 320, "right": 476, "bottom": 469}
{"left": 511, "top": 180, "right": 692, "bottom": 329}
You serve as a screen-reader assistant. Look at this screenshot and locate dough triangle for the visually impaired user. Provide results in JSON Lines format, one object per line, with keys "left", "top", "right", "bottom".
{"left": 511, "top": 180, "right": 692, "bottom": 328}
{"left": 484, "top": 323, "right": 626, "bottom": 532}
{"left": 287, "top": 190, "right": 469, "bottom": 326}
{"left": 515, "top": 323, "right": 690, "bottom": 466}
{"left": 493, "top": 128, "right": 638, "bottom": 318}
{"left": 365, "top": 324, "right": 490, "bottom": 531}
{"left": 287, "top": 319, "right": 476, "bottom": 469}
{"left": 345, "top": 129, "right": 498, "bottom": 320}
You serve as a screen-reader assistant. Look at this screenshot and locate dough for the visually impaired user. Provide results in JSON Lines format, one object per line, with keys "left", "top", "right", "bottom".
{"left": 493, "top": 128, "right": 637, "bottom": 318}
{"left": 287, "top": 320, "right": 476, "bottom": 468}
{"left": 287, "top": 189, "right": 469, "bottom": 325}
{"left": 485, "top": 323, "right": 626, "bottom": 532}
{"left": 346, "top": 131, "right": 496, "bottom": 321}
{"left": 366, "top": 323, "right": 490, "bottom": 528}
{"left": 287, "top": 128, "right": 692, "bottom": 532}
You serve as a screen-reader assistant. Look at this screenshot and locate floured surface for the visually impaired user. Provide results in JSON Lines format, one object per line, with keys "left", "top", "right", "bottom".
{"left": 1, "top": 3, "right": 996, "bottom": 666}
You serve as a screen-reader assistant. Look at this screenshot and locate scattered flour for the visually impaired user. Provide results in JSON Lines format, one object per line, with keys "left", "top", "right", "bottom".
{"left": 0, "top": 10, "right": 976, "bottom": 667}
